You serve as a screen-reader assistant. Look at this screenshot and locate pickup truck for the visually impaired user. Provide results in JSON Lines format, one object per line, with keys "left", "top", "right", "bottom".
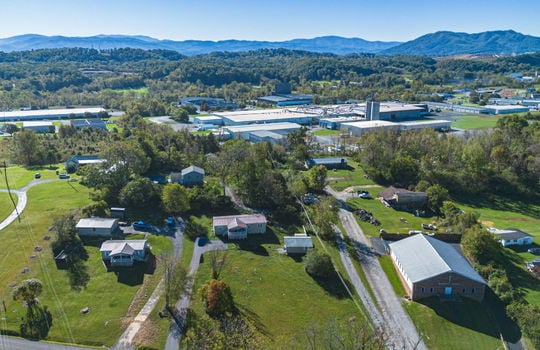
{"left": 133, "top": 221, "right": 152, "bottom": 231}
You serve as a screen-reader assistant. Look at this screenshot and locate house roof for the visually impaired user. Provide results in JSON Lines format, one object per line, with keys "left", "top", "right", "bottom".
{"left": 307, "top": 157, "right": 348, "bottom": 166}
{"left": 100, "top": 240, "right": 147, "bottom": 256}
{"left": 228, "top": 218, "right": 246, "bottom": 229}
{"left": 76, "top": 217, "right": 118, "bottom": 229}
{"left": 284, "top": 235, "right": 314, "bottom": 248}
{"left": 213, "top": 214, "right": 267, "bottom": 227}
{"left": 389, "top": 234, "right": 485, "bottom": 285}
{"left": 181, "top": 165, "right": 205, "bottom": 176}
{"left": 491, "top": 228, "right": 533, "bottom": 241}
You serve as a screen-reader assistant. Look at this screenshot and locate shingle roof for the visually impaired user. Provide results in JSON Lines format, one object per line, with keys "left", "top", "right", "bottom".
{"left": 213, "top": 214, "right": 267, "bottom": 227}
{"left": 100, "top": 240, "right": 147, "bottom": 256}
{"left": 389, "top": 234, "right": 485, "bottom": 285}
{"left": 181, "top": 165, "right": 205, "bottom": 176}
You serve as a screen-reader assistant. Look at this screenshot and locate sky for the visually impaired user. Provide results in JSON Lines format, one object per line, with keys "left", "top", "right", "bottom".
{"left": 2, "top": 0, "right": 540, "bottom": 42}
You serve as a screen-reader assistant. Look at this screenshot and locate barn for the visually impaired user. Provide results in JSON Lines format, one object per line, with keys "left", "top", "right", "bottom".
{"left": 389, "top": 234, "right": 486, "bottom": 301}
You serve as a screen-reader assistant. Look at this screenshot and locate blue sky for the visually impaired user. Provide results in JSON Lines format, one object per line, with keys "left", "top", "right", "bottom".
{"left": 2, "top": 0, "right": 540, "bottom": 41}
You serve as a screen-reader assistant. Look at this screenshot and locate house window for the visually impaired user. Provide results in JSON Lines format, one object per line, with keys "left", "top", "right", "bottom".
{"left": 430, "top": 288, "right": 434, "bottom": 293}
{"left": 421, "top": 287, "right": 425, "bottom": 293}
{"left": 462, "top": 288, "right": 466, "bottom": 294}
{"left": 471, "top": 288, "right": 475, "bottom": 294}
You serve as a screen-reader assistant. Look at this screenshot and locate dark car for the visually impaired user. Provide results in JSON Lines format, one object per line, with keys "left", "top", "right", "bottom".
{"left": 58, "top": 173, "right": 70, "bottom": 179}
{"left": 197, "top": 237, "right": 208, "bottom": 247}
{"left": 133, "top": 221, "right": 152, "bottom": 231}
{"left": 34, "top": 173, "right": 41, "bottom": 179}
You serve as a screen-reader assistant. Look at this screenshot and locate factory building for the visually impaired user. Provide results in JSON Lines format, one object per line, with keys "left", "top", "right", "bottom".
{"left": 179, "top": 97, "right": 237, "bottom": 111}
{"left": 193, "top": 115, "right": 224, "bottom": 126}
{"left": 22, "top": 121, "right": 55, "bottom": 133}
{"left": 0, "top": 107, "right": 105, "bottom": 122}
{"left": 483, "top": 105, "right": 530, "bottom": 115}
{"left": 223, "top": 122, "right": 301, "bottom": 140}
{"left": 319, "top": 116, "right": 364, "bottom": 130}
{"left": 213, "top": 109, "right": 318, "bottom": 126}
{"left": 341, "top": 120, "right": 400, "bottom": 136}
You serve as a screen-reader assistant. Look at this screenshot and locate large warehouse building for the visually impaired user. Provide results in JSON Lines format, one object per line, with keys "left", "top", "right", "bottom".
{"left": 213, "top": 109, "right": 318, "bottom": 126}
{"left": 223, "top": 122, "right": 301, "bottom": 140}
{"left": 389, "top": 234, "right": 486, "bottom": 301}
{"left": 0, "top": 107, "right": 105, "bottom": 122}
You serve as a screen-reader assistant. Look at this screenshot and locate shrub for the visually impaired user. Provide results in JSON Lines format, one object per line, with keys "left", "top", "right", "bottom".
{"left": 304, "top": 250, "right": 334, "bottom": 278}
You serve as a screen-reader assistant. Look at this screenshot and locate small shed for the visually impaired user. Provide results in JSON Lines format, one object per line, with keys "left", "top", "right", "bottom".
{"left": 284, "top": 234, "right": 314, "bottom": 254}
{"left": 490, "top": 228, "right": 534, "bottom": 247}
{"left": 180, "top": 165, "right": 205, "bottom": 187}
{"left": 76, "top": 217, "right": 119, "bottom": 237}
{"left": 306, "top": 157, "right": 348, "bottom": 169}
{"left": 110, "top": 207, "right": 126, "bottom": 220}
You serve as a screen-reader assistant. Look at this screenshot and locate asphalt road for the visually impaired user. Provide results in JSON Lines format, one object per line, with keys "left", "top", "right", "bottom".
{"left": 0, "top": 336, "right": 92, "bottom": 350}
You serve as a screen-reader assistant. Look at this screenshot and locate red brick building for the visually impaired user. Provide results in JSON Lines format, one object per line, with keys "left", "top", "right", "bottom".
{"left": 389, "top": 234, "right": 486, "bottom": 301}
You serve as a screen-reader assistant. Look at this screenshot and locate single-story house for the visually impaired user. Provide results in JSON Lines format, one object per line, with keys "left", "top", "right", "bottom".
{"left": 490, "top": 228, "right": 534, "bottom": 247}
{"left": 213, "top": 214, "right": 267, "bottom": 240}
{"left": 379, "top": 186, "right": 427, "bottom": 211}
{"left": 100, "top": 240, "right": 148, "bottom": 267}
{"left": 306, "top": 157, "right": 348, "bottom": 169}
{"left": 76, "top": 217, "right": 119, "bottom": 237}
{"left": 389, "top": 234, "right": 486, "bottom": 301}
{"left": 180, "top": 165, "right": 205, "bottom": 187}
{"left": 284, "top": 234, "right": 314, "bottom": 254}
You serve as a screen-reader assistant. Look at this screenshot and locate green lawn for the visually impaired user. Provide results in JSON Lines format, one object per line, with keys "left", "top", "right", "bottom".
{"left": 187, "top": 227, "right": 366, "bottom": 348}
{"left": 451, "top": 115, "right": 502, "bottom": 130}
{"left": 381, "top": 255, "right": 505, "bottom": 350}
{"left": 0, "top": 191, "right": 17, "bottom": 222}
{"left": 327, "top": 160, "right": 377, "bottom": 191}
{"left": 0, "top": 165, "right": 62, "bottom": 190}
{"left": 311, "top": 129, "right": 340, "bottom": 136}
{"left": 0, "top": 180, "right": 172, "bottom": 346}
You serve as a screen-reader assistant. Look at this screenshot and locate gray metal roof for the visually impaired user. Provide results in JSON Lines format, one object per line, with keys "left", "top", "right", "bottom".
{"left": 100, "top": 240, "right": 147, "bottom": 256}
{"left": 284, "top": 235, "right": 314, "bottom": 248}
{"left": 389, "top": 234, "right": 485, "bottom": 285}
{"left": 181, "top": 165, "right": 205, "bottom": 176}
{"left": 491, "top": 228, "right": 532, "bottom": 240}
{"left": 76, "top": 217, "right": 118, "bottom": 229}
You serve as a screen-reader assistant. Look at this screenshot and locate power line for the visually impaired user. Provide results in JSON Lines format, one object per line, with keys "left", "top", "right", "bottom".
{"left": 2, "top": 161, "right": 20, "bottom": 222}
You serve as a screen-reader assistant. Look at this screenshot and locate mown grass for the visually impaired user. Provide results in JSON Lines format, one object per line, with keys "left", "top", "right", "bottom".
{"left": 451, "top": 115, "right": 502, "bottom": 130}
{"left": 0, "top": 165, "right": 62, "bottom": 190}
{"left": 327, "top": 161, "right": 377, "bottom": 191}
{"left": 311, "top": 129, "right": 340, "bottom": 136}
{"left": 0, "top": 180, "right": 172, "bottom": 346}
{"left": 0, "top": 191, "right": 17, "bottom": 222}
{"left": 381, "top": 253, "right": 504, "bottom": 350}
{"left": 187, "top": 226, "right": 366, "bottom": 348}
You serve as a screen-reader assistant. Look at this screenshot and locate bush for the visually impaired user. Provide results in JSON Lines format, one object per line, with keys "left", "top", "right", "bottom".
{"left": 304, "top": 250, "right": 334, "bottom": 278}
{"left": 200, "top": 279, "right": 234, "bottom": 317}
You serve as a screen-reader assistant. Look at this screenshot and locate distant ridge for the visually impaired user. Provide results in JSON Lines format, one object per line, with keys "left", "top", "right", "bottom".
{"left": 1, "top": 30, "right": 539, "bottom": 56}
{"left": 381, "top": 30, "right": 540, "bottom": 56}
{"left": 0, "top": 34, "right": 401, "bottom": 56}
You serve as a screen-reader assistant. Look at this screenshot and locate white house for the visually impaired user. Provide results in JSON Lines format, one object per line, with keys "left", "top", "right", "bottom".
{"left": 284, "top": 234, "right": 314, "bottom": 254}
{"left": 76, "top": 217, "right": 119, "bottom": 237}
{"left": 212, "top": 214, "right": 267, "bottom": 240}
{"left": 490, "top": 228, "right": 534, "bottom": 247}
{"left": 100, "top": 240, "right": 148, "bottom": 267}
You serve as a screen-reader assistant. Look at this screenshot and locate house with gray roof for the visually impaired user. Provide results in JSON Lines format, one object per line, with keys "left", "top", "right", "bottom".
{"left": 180, "top": 165, "right": 205, "bottom": 187}
{"left": 76, "top": 217, "right": 119, "bottom": 237}
{"left": 490, "top": 228, "right": 534, "bottom": 247}
{"left": 100, "top": 240, "right": 148, "bottom": 267}
{"left": 389, "top": 234, "right": 486, "bottom": 301}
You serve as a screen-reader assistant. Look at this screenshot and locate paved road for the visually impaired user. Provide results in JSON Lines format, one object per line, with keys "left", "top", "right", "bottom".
{"left": 164, "top": 238, "right": 227, "bottom": 350}
{"left": 0, "top": 179, "right": 57, "bottom": 231}
{"left": 0, "top": 335, "right": 94, "bottom": 350}
{"left": 339, "top": 209, "right": 427, "bottom": 350}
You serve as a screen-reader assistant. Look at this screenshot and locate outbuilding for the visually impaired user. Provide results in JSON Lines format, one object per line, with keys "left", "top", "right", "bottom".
{"left": 306, "top": 157, "right": 348, "bottom": 169}
{"left": 76, "top": 217, "right": 119, "bottom": 237}
{"left": 284, "top": 234, "right": 314, "bottom": 254}
{"left": 490, "top": 228, "right": 534, "bottom": 247}
{"left": 180, "top": 165, "right": 205, "bottom": 187}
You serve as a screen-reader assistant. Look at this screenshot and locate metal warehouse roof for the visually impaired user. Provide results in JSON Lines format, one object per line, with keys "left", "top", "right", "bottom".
{"left": 181, "top": 165, "right": 205, "bottom": 176}
{"left": 389, "top": 234, "right": 485, "bottom": 285}
{"left": 284, "top": 235, "right": 314, "bottom": 248}
{"left": 224, "top": 122, "right": 301, "bottom": 133}
{"left": 214, "top": 109, "right": 318, "bottom": 123}
{"left": 76, "top": 217, "right": 118, "bottom": 229}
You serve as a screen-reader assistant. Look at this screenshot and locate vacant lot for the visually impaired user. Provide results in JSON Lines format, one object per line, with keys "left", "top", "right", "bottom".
{"left": 188, "top": 228, "right": 365, "bottom": 348}
{"left": 327, "top": 160, "right": 376, "bottom": 191}
{"left": 451, "top": 115, "right": 502, "bottom": 130}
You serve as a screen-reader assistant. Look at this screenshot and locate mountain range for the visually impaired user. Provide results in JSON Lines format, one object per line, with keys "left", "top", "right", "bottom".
{"left": 0, "top": 30, "right": 539, "bottom": 56}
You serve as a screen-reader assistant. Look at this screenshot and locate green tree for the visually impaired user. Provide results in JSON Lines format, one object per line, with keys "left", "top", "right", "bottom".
{"left": 304, "top": 250, "right": 334, "bottom": 278}
{"left": 311, "top": 197, "right": 338, "bottom": 240}
{"left": 119, "top": 177, "right": 162, "bottom": 210}
{"left": 162, "top": 183, "right": 190, "bottom": 214}
{"left": 461, "top": 227, "right": 503, "bottom": 265}
{"left": 10, "top": 129, "right": 45, "bottom": 166}
{"left": 306, "top": 165, "right": 327, "bottom": 193}
{"left": 12, "top": 278, "right": 43, "bottom": 307}
{"left": 426, "top": 184, "right": 449, "bottom": 215}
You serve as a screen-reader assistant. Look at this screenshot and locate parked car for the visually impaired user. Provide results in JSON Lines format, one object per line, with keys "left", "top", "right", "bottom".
{"left": 58, "top": 174, "right": 70, "bottom": 179}
{"left": 133, "top": 221, "right": 152, "bottom": 231}
{"left": 527, "top": 248, "right": 540, "bottom": 255}
{"left": 34, "top": 173, "right": 41, "bottom": 179}
{"left": 166, "top": 216, "right": 175, "bottom": 227}
{"left": 359, "top": 192, "right": 372, "bottom": 199}
{"left": 408, "top": 230, "right": 423, "bottom": 235}
{"left": 421, "top": 223, "right": 437, "bottom": 230}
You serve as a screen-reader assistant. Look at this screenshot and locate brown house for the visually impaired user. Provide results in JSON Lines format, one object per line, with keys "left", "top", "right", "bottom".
{"left": 389, "top": 234, "right": 486, "bottom": 301}
{"left": 379, "top": 186, "right": 427, "bottom": 211}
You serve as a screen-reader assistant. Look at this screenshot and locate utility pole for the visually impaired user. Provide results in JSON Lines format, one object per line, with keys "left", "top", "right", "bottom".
{"left": 2, "top": 161, "right": 20, "bottom": 222}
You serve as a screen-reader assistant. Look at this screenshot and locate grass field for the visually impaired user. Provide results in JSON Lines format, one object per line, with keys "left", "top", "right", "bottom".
{"left": 0, "top": 191, "right": 17, "bottom": 222}
{"left": 187, "top": 227, "right": 366, "bottom": 348}
{"left": 381, "top": 256, "right": 506, "bottom": 350}
{"left": 0, "top": 165, "right": 63, "bottom": 190}
{"left": 0, "top": 180, "right": 172, "bottom": 346}
{"left": 327, "top": 161, "right": 377, "bottom": 191}
{"left": 311, "top": 129, "right": 340, "bottom": 136}
{"left": 451, "top": 115, "right": 502, "bottom": 130}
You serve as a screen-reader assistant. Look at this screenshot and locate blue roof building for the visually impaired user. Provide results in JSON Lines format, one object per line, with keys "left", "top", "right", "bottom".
{"left": 306, "top": 157, "right": 348, "bottom": 169}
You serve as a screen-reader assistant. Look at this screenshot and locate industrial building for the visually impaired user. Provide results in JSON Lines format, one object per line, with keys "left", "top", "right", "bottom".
{"left": 213, "top": 109, "right": 318, "bottom": 126}
{"left": 341, "top": 120, "right": 400, "bottom": 136}
{"left": 257, "top": 94, "right": 314, "bottom": 106}
{"left": 248, "top": 130, "right": 286, "bottom": 144}
{"left": 398, "top": 120, "right": 451, "bottom": 132}
{"left": 0, "top": 107, "right": 105, "bottom": 122}
{"left": 483, "top": 105, "right": 530, "bottom": 115}
{"left": 22, "top": 121, "right": 55, "bottom": 133}
{"left": 180, "top": 97, "right": 237, "bottom": 111}
{"left": 193, "top": 115, "right": 224, "bottom": 126}
{"left": 319, "top": 116, "right": 364, "bottom": 130}
{"left": 70, "top": 119, "right": 107, "bottom": 130}
{"left": 389, "top": 234, "right": 486, "bottom": 301}
{"left": 223, "top": 122, "right": 301, "bottom": 140}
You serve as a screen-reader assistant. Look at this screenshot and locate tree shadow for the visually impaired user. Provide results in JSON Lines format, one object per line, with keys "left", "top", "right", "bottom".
{"left": 110, "top": 253, "right": 156, "bottom": 286}
{"left": 416, "top": 294, "right": 521, "bottom": 343}
{"left": 20, "top": 305, "right": 53, "bottom": 340}
{"left": 310, "top": 270, "right": 353, "bottom": 299}
{"left": 228, "top": 227, "right": 281, "bottom": 256}
{"left": 235, "top": 303, "right": 272, "bottom": 338}
{"left": 453, "top": 192, "right": 540, "bottom": 219}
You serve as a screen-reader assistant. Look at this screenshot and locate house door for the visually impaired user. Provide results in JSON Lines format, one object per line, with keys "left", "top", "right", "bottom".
{"left": 444, "top": 287, "right": 452, "bottom": 295}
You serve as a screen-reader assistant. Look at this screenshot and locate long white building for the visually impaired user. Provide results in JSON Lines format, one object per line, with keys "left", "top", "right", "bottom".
{"left": 0, "top": 107, "right": 105, "bottom": 122}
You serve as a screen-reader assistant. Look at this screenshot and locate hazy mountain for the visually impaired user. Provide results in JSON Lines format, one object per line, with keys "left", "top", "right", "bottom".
{"left": 381, "top": 30, "right": 540, "bottom": 56}
{"left": 0, "top": 34, "right": 401, "bottom": 55}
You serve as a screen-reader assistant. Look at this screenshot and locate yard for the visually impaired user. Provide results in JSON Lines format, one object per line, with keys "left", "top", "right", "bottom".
{"left": 186, "top": 226, "right": 367, "bottom": 348}
{"left": 0, "top": 165, "right": 62, "bottom": 190}
{"left": 0, "top": 180, "right": 172, "bottom": 346}
{"left": 327, "top": 160, "right": 377, "bottom": 191}
{"left": 0, "top": 191, "right": 17, "bottom": 222}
